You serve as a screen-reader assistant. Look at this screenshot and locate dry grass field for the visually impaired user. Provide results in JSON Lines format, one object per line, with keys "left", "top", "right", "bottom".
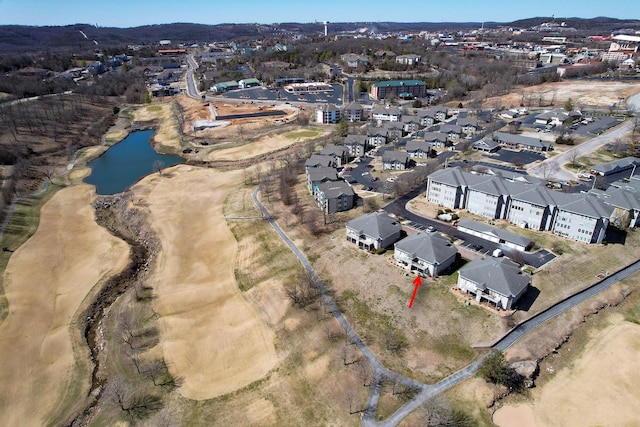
{"left": 494, "top": 314, "right": 640, "bottom": 427}
{"left": 0, "top": 185, "right": 129, "bottom": 426}
{"left": 205, "top": 126, "right": 329, "bottom": 161}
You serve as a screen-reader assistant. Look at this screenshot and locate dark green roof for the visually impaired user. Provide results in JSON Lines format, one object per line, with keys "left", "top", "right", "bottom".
{"left": 372, "top": 80, "right": 426, "bottom": 88}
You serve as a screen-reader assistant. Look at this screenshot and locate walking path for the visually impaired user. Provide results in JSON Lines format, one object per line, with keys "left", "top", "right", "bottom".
{"left": 253, "top": 186, "right": 640, "bottom": 426}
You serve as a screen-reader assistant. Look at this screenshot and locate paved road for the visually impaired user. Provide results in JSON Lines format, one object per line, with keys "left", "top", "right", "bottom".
{"left": 381, "top": 188, "right": 556, "bottom": 269}
{"left": 185, "top": 55, "right": 201, "bottom": 99}
{"left": 528, "top": 90, "right": 640, "bottom": 182}
{"left": 254, "top": 182, "right": 640, "bottom": 426}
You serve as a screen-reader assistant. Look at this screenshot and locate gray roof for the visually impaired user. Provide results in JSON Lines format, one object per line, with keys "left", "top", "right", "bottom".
{"left": 395, "top": 232, "right": 458, "bottom": 265}
{"left": 457, "top": 219, "right": 533, "bottom": 248}
{"left": 423, "top": 131, "right": 448, "bottom": 143}
{"left": 555, "top": 192, "right": 615, "bottom": 219}
{"left": 346, "top": 212, "right": 401, "bottom": 241}
{"left": 344, "top": 134, "right": 367, "bottom": 146}
{"left": 610, "top": 175, "right": 640, "bottom": 192}
{"left": 305, "top": 154, "right": 334, "bottom": 168}
{"left": 382, "top": 151, "right": 409, "bottom": 163}
{"left": 307, "top": 167, "right": 338, "bottom": 182}
{"left": 401, "top": 115, "right": 421, "bottom": 124}
{"left": 457, "top": 118, "right": 480, "bottom": 127}
{"left": 598, "top": 186, "right": 640, "bottom": 211}
{"left": 472, "top": 139, "right": 501, "bottom": 151}
{"left": 428, "top": 167, "right": 469, "bottom": 187}
{"left": 591, "top": 157, "right": 640, "bottom": 175}
{"left": 372, "top": 105, "right": 402, "bottom": 116}
{"left": 383, "top": 121, "right": 404, "bottom": 131}
{"left": 468, "top": 175, "right": 511, "bottom": 197}
{"left": 438, "top": 124, "right": 463, "bottom": 134}
{"left": 493, "top": 132, "right": 553, "bottom": 150}
{"left": 406, "top": 140, "right": 432, "bottom": 153}
{"left": 316, "top": 180, "right": 355, "bottom": 198}
{"left": 510, "top": 185, "right": 558, "bottom": 207}
{"left": 320, "top": 145, "right": 346, "bottom": 157}
{"left": 416, "top": 106, "right": 447, "bottom": 118}
{"left": 459, "top": 257, "right": 530, "bottom": 298}
{"left": 344, "top": 101, "right": 363, "bottom": 111}
{"left": 317, "top": 103, "right": 340, "bottom": 112}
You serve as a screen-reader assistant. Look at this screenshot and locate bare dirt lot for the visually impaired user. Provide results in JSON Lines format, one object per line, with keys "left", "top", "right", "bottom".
{"left": 494, "top": 314, "right": 640, "bottom": 427}
{"left": 486, "top": 80, "right": 640, "bottom": 109}
{"left": 0, "top": 185, "right": 129, "bottom": 426}
{"left": 135, "top": 166, "right": 278, "bottom": 400}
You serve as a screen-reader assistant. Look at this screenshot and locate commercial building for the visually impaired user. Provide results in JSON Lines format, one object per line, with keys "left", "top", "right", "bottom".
{"left": 371, "top": 80, "right": 427, "bottom": 100}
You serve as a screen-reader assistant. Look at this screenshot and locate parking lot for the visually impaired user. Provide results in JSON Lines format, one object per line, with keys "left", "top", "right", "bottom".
{"left": 484, "top": 148, "right": 546, "bottom": 165}
{"left": 221, "top": 84, "right": 344, "bottom": 105}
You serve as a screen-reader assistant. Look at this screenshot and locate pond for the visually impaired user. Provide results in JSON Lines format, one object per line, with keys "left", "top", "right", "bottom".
{"left": 84, "top": 130, "right": 184, "bottom": 195}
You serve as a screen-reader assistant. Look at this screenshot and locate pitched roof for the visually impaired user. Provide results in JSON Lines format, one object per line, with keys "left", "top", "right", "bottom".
{"left": 406, "top": 140, "right": 432, "bottom": 152}
{"left": 382, "top": 151, "right": 408, "bottom": 163}
{"left": 395, "top": 232, "right": 458, "bottom": 265}
{"left": 556, "top": 192, "right": 615, "bottom": 218}
{"left": 316, "top": 180, "right": 355, "bottom": 198}
{"left": 423, "top": 131, "right": 448, "bottom": 143}
{"left": 372, "top": 105, "right": 402, "bottom": 116}
{"left": 428, "top": 167, "right": 469, "bottom": 187}
{"left": 468, "top": 175, "right": 511, "bottom": 197}
{"left": 493, "top": 132, "right": 552, "bottom": 150}
{"left": 344, "top": 101, "right": 363, "bottom": 110}
{"left": 510, "top": 185, "right": 558, "bottom": 207}
{"left": 307, "top": 167, "right": 338, "bottom": 182}
{"left": 459, "top": 257, "right": 530, "bottom": 298}
{"left": 344, "top": 134, "right": 368, "bottom": 145}
{"left": 591, "top": 157, "right": 640, "bottom": 175}
{"left": 305, "top": 154, "right": 334, "bottom": 168}
{"left": 346, "top": 212, "right": 402, "bottom": 240}
{"left": 472, "top": 139, "right": 500, "bottom": 151}
{"left": 320, "top": 145, "right": 346, "bottom": 157}
{"left": 599, "top": 186, "right": 640, "bottom": 211}
{"left": 383, "top": 121, "right": 404, "bottom": 131}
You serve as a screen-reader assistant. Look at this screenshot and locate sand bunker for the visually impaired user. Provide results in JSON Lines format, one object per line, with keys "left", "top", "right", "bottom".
{"left": 139, "top": 166, "right": 277, "bottom": 400}
{"left": 0, "top": 185, "right": 129, "bottom": 426}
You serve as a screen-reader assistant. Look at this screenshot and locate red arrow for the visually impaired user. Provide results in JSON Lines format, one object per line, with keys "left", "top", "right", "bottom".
{"left": 408, "top": 276, "right": 422, "bottom": 308}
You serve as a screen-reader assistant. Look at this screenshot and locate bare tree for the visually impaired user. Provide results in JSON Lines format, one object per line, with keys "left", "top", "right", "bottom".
{"left": 105, "top": 376, "right": 164, "bottom": 422}
{"left": 345, "top": 390, "right": 364, "bottom": 414}
{"left": 355, "top": 360, "right": 373, "bottom": 387}
{"left": 341, "top": 343, "right": 360, "bottom": 366}
{"left": 568, "top": 149, "right": 581, "bottom": 168}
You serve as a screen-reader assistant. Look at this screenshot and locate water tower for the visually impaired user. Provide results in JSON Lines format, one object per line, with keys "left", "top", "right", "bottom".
{"left": 324, "top": 21, "right": 329, "bottom": 36}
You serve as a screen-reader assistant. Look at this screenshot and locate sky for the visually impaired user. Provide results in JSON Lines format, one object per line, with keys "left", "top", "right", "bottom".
{"left": 0, "top": 0, "right": 638, "bottom": 28}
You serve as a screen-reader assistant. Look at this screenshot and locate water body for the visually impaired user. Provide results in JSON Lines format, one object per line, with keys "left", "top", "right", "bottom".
{"left": 85, "top": 130, "right": 184, "bottom": 195}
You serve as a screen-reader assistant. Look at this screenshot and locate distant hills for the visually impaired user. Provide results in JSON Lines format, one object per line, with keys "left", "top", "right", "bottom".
{"left": 0, "top": 17, "right": 639, "bottom": 53}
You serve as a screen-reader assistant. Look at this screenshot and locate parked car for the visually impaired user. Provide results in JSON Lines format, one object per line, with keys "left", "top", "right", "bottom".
{"left": 362, "top": 172, "right": 370, "bottom": 176}
{"left": 471, "top": 244, "right": 484, "bottom": 251}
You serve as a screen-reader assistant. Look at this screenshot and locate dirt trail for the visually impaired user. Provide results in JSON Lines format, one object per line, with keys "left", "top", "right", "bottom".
{"left": 138, "top": 166, "right": 277, "bottom": 400}
{"left": 0, "top": 185, "right": 129, "bottom": 426}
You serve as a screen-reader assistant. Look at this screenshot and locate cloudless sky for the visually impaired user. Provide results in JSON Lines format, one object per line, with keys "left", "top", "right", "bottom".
{"left": 0, "top": 0, "right": 638, "bottom": 28}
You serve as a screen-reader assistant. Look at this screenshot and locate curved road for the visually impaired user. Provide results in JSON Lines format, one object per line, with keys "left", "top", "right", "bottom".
{"left": 253, "top": 185, "right": 640, "bottom": 426}
{"left": 528, "top": 91, "right": 640, "bottom": 182}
